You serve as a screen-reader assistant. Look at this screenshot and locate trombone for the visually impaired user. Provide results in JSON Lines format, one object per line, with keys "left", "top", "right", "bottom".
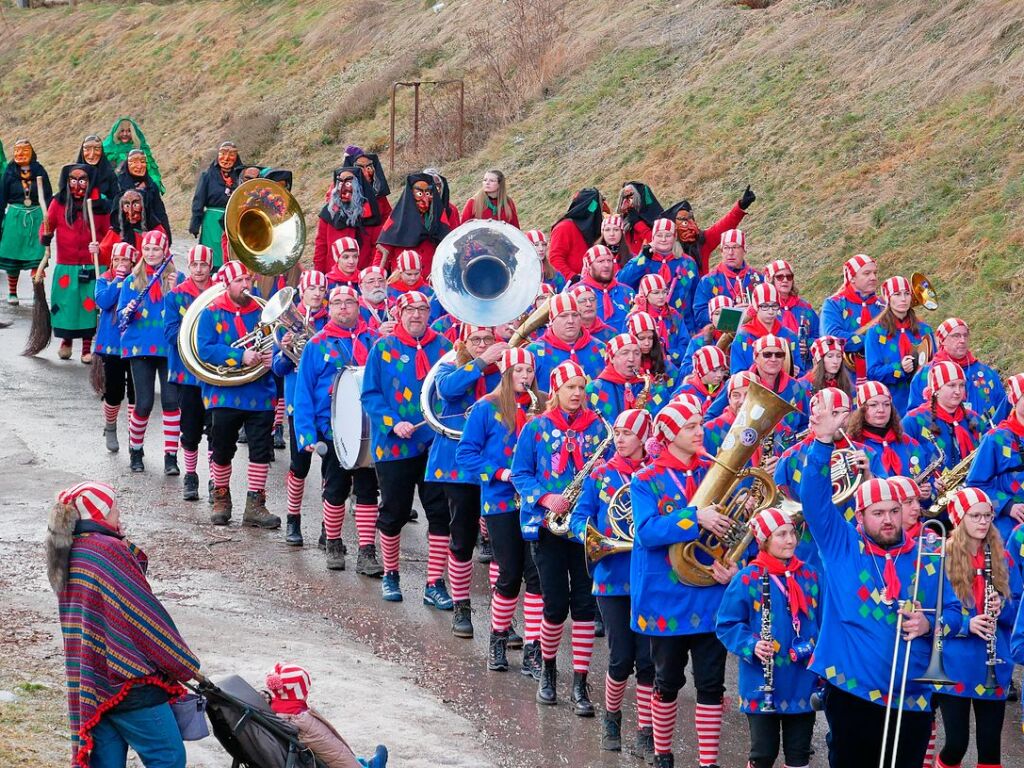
{"left": 878, "top": 518, "right": 953, "bottom": 768}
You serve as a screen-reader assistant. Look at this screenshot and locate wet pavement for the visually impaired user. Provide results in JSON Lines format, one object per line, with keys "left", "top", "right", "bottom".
{"left": 1, "top": 280, "right": 1022, "bottom": 767}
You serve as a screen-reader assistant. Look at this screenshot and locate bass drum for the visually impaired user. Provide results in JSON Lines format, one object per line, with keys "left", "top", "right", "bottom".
{"left": 330, "top": 366, "right": 373, "bottom": 469}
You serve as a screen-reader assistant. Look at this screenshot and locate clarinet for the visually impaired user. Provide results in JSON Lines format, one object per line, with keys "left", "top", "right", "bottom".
{"left": 983, "top": 543, "right": 1003, "bottom": 689}
{"left": 118, "top": 254, "right": 174, "bottom": 333}
{"left": 759, "top": 568, "right": 776, "bottom": 712}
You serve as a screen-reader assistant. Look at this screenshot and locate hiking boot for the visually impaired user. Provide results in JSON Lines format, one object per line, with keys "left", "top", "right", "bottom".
{"left": 237, "top": 424, "right": 248, "bottom": 443}
{"left": 326, "top": 538, "right": 346, "bottom": 570}
{"left": 242, "top": 490, "right": 280, "bottom": 529}
{"left": 356, "top": 545, "right": 385, "bottom": 578}
{"left": 602, "top": 710, "right": 622, "bottom": 751}
{"left": 129, "top": 447, "right": 145, "bottom": 473}
{"left": 452, "top": 600, "right": 473, "bottom": 638}
{"left": 507, "top": 622, "right": 523, "bottom": 650}
{"left": 571, "top": 672, "right": 595, "bottom": 717}
{"left": 285, "top": 514, "right": 303, "bottom": 546}
{"left": 632, "top": 727, "right": 654, "bottom": 763}
{"left": 476, "top": 532, "right": 493, "bottom": 563}
{"left": 536, "top": 659, "right": 557, "bottom": 705}
{"left": 652, "top": 754, "right": 674, "bottom": 768}
{"left": 273, "top": 423, "right": 286, "bottom": 449}
{"left": 103, "top": 422, "right": 119, "bottom": 453}
{"left": 382, "top": 571, "right": 403, "bottom": 602}
{"left": 423, "top": 579, "right": 453, "bottom": 610}
{"left": 182, "top": 472, "right": 200, "bottom": 501}
{"left": 210, "top": 487, "right": 232, "bottom": 525}
{"left": 521, "top": 641, "right": 542, "bottom": 680}
{"left": 488, "top": 629, "right": 509, "bottom": 671}
{"left": 164, "top": 452, "right": 180, "bottom": 476}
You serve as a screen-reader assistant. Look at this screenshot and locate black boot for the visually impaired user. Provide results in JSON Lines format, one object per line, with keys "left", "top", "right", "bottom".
{"left": 273, "top": 423, "right": 286, "bottom": 449}
{"left": 208, "top": 479, "right": 215, "bottom": 505}
{"left": 103, "top": 422, "right": 119, "bottom": 453}
{"left": 237, "top": 425, "right": 248, "bottom": 443}
{"left": 164, "top": 452, "right": 180, "bottom": 476}
{"left": 182, "top": 472, "right": 200, "bottom": 501}
{"left": 476, "top": 532, "right": 493, "bottom": 563}
{"left": 652, "top": 754, "right": 673, "bottom": 768}
{"left": 536, "top": 659, "right": 557, "bottom": 705}
{"left": 631, "top": 726, "right": 654, "bottom": 763}
{"left": 129, "top": 448, "right": 145, "bottom": 473}
{"left": 285, "top": 515, "right": 303, "bottom": 546}
{"left": 571, "top": 672, "right": 595, "bottom": 717}
{"left": 488, "top": 629, "right": 509, "bottom": 671}
{"left": 326, "top": 538, "right": 346, "bottom": 570}
{"left": 452, "top": 600, "right": 473, "bottom": 638}
{"left": 601, "top": 710, "right": 622, "bottom": 751}
{"left": 507, "top": 622, "right": 524, "bottom": 650}
{"left": 356, "top": 544, "right": 385, "bottom": 577}
{"left": 594, "top": 617, "right": 605, "bottom": 638}
{"left": 520, "top": 641, "right": 542, "bottom": 680}
{"left": 318, "top": 522, "right": 326, "bottom": 550}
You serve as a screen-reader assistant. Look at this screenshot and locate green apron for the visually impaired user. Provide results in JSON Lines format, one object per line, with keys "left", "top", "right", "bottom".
{"left": 51, "top": 263, "right": 98, "bottom": 339}
{"left": 0, "top": 204, "right": 45, "bottom": 273}
{"left": 199, "top": 207, "right": 226, "bottom": 268}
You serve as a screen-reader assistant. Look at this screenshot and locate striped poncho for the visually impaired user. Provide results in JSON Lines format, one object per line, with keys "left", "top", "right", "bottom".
{"left": 58, "top": 522, "right": 200, "bottom": 767}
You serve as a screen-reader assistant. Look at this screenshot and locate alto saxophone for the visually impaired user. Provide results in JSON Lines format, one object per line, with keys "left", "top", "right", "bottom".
{"left": 546, "top": 419, "right": 614, "bottom": 537}
{"left": 926, "top": 445, "right": 979, "bottom": 517}
{"left": 631, "top": 367, "right": 653, "bottom": 411}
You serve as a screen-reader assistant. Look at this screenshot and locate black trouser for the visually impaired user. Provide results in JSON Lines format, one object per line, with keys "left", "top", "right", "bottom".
{"left": 649, "top": 631, "right": 727, "bottom": 704}
{"left": 531, "top": 528, "right": 596, "bottom": 624}
{"left": 321, "top": 441, "right": 378, "bottom": 506}
{"left": 487, "top": 510, "right": 541, "bottom": 598}
{"left": 177, "top": 384, "right": 206, "bottom": 452}
{"left": 597, "top": 595, "right": 654, "bottom": 685}
{"left": 935, "top": 693, "right": 1005, "bottom": 765}
{"left": 128, "top": 356, "right": 175, "bottom": 419}
{"left": 445, "top": 482, "right": 482, "bottom": 562}
{"left": 101, "top": 353, "right": 135, "bottom": 408}
{"left": 210, "top": 408, "right": 273, "bottom": 466}
{"left": 288, "top": 415, "right": 324, "bottom": 481}
{"left": 823, "top": 684, "right": 931, "bottom": 768}
{"left": 374, "top": 454, "right": 448, "bottom": 537}
{"left": 746, "top": 711, "right": 815, "bottom": 768}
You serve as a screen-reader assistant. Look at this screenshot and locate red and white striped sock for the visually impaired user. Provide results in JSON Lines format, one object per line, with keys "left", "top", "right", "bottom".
{"left": 490, "top": 593, "right": 518, "bottom": 633}
{"left": 273, "top": 398, "right": 285, "bottom": 428}
{"left": 354, "top": 504, "right": 377, "bottom": 547}
{"left": 81, "top": 336, "right": 93, "bottom": 356}
{"left": 6, "top": 274, "right": 17, "bottom": 295}
{"left": 426, "top": 533, "right": 448, "bottom": 584}
{"left": 488, "top": 560, "right": 499, "bottom": 590}
{"left": 651, "top": 692, "right": 678, "bottom": 756}
{"left": 102, "top": 402, "right": 120, "bottom": 423}
{"left": 479, "top": 516, "right": 488, "bottom": 537}
{"left": 604, "top": 674, "right": 627, "bottom": 713}
{"left": 323, "top": 500, "right": 345, "bottom": 539}
{"left": 286, "top": 471, "right": 305, "bottom": 515}
{"left": 923, "top": 720, "right": 938, "bottom": 767}
{"left": 183, "top": 448, "right": 199, "bottom": 474}
{"left": 695, "top": 702, "right": 724, "bottom": 766}
{"left": 636, "top": 683, "right": 653, "bottom": 729}
{"left": 211, "top": 461, "right": 232, "bottom": 487}
{"left": 247, "top": 462, "right": 269, "bottom": 493}
{"left": 523, "top": 592, "right": 543, "bottom": 643}
{"left": 570, "top": 620, "right": 595, "bottom": 674}
{"left": 127, "top": 404, "right": 135, "bottom": 424}
{"left": 380, "top": 532, "right": 401, "bottom": 572}
{"left": 128, "top": 412, "right": 149, "bottom": 450}
{"left": 447, "top": 555, "right": 473, "bottom": 601}
{"left": 539, "top": 618, "right": 564, "bottom": 661}
{"left": 162, "top": 409, "right": 180, "bottom": 454}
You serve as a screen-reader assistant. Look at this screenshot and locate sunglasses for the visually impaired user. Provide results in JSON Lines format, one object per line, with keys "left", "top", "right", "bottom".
{"left": 759, "top": 351, "right": 786, "bottom": 359}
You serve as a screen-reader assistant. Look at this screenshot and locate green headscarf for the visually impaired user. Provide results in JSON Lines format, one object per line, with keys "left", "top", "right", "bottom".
{"left": 0, "top": 139, "right": 5, "bottom": 168}
{"left": 103, "top": 116, "right": 164, "bottom": 192}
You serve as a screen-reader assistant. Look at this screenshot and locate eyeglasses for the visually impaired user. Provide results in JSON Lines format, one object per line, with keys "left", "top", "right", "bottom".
{"left": 964, "top": 512, "right": 995, "bottom": 523}
{"left": 465, "top": 336, "right": 495, "bottom": 347}
{"left": 402, "top": 305, "right": 430, "bottom": 315}
{"left": 722, "top": 244, "right": 743, "bottom": 251}
{"left": 759, "top": 351, "right": 786, "bottom": 359}
{"left": 758, "top": 303, "right": 781, "bottom": 312}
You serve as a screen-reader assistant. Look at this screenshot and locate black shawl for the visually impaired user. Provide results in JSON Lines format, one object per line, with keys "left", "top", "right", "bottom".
{"left": 377, "top": 172, "right": 450, "bottom": 248}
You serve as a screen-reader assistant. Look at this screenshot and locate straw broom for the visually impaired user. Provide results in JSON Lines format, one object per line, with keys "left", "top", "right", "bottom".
{"left": 22, "top": 176, "right": 51, "bottom": 356}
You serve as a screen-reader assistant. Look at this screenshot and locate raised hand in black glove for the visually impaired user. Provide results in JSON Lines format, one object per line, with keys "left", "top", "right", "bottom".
{"left": 739, "top": 185, "right": 756, "bottom": 210}
{"left": 640, "top": 243, "right": 653, "bottom": 259}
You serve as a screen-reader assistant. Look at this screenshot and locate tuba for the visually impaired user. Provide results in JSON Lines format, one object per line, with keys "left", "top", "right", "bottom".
{"left": 670, "top": 381, "right": 796, "bottom": 587}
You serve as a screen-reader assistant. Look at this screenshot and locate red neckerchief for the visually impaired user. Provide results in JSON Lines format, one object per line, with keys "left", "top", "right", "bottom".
{"left": 752, "top": 367, "right": 793, "bottom": 395}
{"left": 540, "top": 327, "right": 594, "bottom": 362}
{"left": 646, "top": 303, "right": 673, "bottom": 343}
{"left": 359, "top": 296, "right": 391, "bottom": 323}
{"left": 269, "top": 698, "right": 308, "bottom": 716}
{"left": 545, "top": 407, "right": 599, "bottom": 475}
{"left": 144, "top": 262, "right": 165, "bottom": 302}
{"left": 778, "top": 294, "right": 801, "bottom": 334}
{"left": 934, "top": 404, "right": 976, "bottom": 459}
{"left": 175, "top": 278, "right": 205, "bottom": 298}
{"left": 931, "top": 347, "right": 978, "bottom": 368}
{"left": 212, "top": 292, "right": 261, "bottom": 339}
{"left": 390, "top": 276, "right": 429, "bottom": 292}
{"left": 859, "top": 426, "right": 902, "bottom": 475}
{"left": 751, "top": 552, "right": 810, "bottom": 623}
{"left": 585, "top": 317, "right": 612, "bottom": 338}
{"left": 393, "top": 323, "right": 438, "bottom": 378}
{"left": 653, "top": 450, "right": 703, "bottom": 498}
{"left": 598, "top": 364, "right": 641, "bottom": 408}
{"left": 858, "top": 530, "right": 916, "bottom": 602}
{"left": 649, "top": 248, "right": 674, "bottom": 282}
{"left": 475, "top": 362, "right": 500, "bottom": 399}
{"left": 320, "top": 319, "right": 371, "bottom": 365}
{"left": 682, "top": 374, "right": 715, "bottom": 403}
{"left": 326, "top": 266, "right": 360, "bottom": 285}
{"left": 581, "top": 274, "right": 619, "bottom": 318}
{"left": 970, "top": 548, "right": 986, "bottom": 616}
{"left": 700, "top": 324, "right": 723, "bottom": 344}
{"left": 513, "top": 392, "right": 533, "bottom": 436}
{"left": 606, "top": 452, "right": 641, "bottom": 477}
{"left": 740, "top": 316, "right": 782, "bottom": 339}
{"left": 997, "top": 412, "right": 1024, "bottom": 440}
{"left": 891, "top": 315, "right": 916, "bottom": 358}
{"left": 905, "top": 521, "right": 922, "bottom": 540}
{"left": 709, "top": 261, "right": 754, "bottom": 302}
{"left": 836, "top": 283, "right": 879, "bottom": 325}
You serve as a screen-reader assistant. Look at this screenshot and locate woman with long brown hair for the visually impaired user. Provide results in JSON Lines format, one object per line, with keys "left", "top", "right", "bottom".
{"left": 461, "top": 168, "right": 519, "bottom": 227}
{"left": 865, "top": 275, "right": 934, "bottom": 414}
{"left": 800, "top": 336, "right": 855, "bottom": 403}
{"left": 846, "top": 381, "right": 928, "bottom": 479}
{"left": 526, "top": 228, "right": 566, "bottom": 292}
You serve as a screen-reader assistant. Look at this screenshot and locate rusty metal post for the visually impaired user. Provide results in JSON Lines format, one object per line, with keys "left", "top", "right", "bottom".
{"left": 413, "top": 83, "right": 421, "bottom": 156}
{"left": 389, "top": 83, "right": 398, "bottom": 173}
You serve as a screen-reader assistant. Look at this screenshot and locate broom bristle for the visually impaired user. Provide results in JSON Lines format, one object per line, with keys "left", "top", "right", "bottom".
{"left": 89, "top": 353, "right": 105, "bottom": 395}
{"left": 22, "top": 281, "right": 52, "bottom": 356}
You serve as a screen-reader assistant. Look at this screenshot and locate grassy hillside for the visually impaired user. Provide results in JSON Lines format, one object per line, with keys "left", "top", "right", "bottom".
{"left": 1, "top": 0, "right": 1023, "bottom": 368}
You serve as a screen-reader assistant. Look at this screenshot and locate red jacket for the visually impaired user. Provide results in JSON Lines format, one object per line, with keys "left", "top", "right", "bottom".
{"left": 696, "top": 202, "right": 746, "bottom": 275}
{"left": 549, "top": 218, "right": 591, "bottom": 279}
{"left": 98, "top": 225, "right": 166, "bottom": 267}
{"left": 624, "top": 219, "right": 651, "bottom": 257}
{"left": 460, "top": 196, "right": 520, "bottom": 228}
{"left": 313, "top": 218, "right": 357, "bottom": 274}
{"left": 42, "top": 201, "right": 110, "bottom": 267}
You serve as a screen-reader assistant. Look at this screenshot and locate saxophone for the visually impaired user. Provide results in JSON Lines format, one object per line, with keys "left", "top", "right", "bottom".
{"left": 632, "top": 368, "right": 653, "bottom": 411}
{"left": 926, "top": 446, "right": 979, "bottom": 517}
{"left": 546, "top": 419, "right": 614, "bottom": 537}
{"left": 912, "top": 428, "right": 946, "bottom": 486}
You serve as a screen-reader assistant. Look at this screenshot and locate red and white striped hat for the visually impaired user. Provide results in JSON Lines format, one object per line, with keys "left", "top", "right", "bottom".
{"left": 111, "top": 241, "right": 137, "bottom": 264}
{"left": 550, "top": 360, "right": 587, "bottom": 392}
{"left": 549, "top": 293, "right": 579, "bottom": 319}
{"left": 811, "top": 387, "right": 851, "bottom": 413}
{"left": 935, "top": 317, "right": 969, "bottom": 345}
{"left": 888, "top": 475, "right": 923, "bottom": 503}
{"left": 707, "top": 295, "right": 735, "bottom": 315}
{"left": 652, "top": 217, "right": 675, "bottom": 234}
{"left": 568, "top": 283, "right": 594, "bottom": 300}
{"left": 854, "top": 477, "right": 900, "bottom": 512}
{"left": 395, "top": 290, "right": 430, "bottom": 311}
{"left": 218, "top": 260, "right": 250, "bottom": 284}
{"left": 721, "top": 229, "right": 746, "bottom": 248}
{"left": 459, "top": 323, "right": 491, "bottom": 342}
{"left": 810, "top": 335, "right": 844, "bottom": 362}
{"left": 856, "top": 380, "right": 891, "bottom": 407}
{"left": 1006, "top": 373, "right": 1024, "bottom": 406}
{"left": 396, "top": 249, "right": 422, "bottom": 272}
{"left": 693, "top": 345, "right": 728, "bottom": 379}
{"left": 537, "top": 283, "right": 556, "bottom": 297}
{"left": 764, "top": 259, "right": 793, "bottom": 280}
{"left": 359, "top": 265, "right": 385, "bottom": 281}
{"left": 140, "top": 229, "right": 168, "bottom": 251}
{"left": 187, "top": 244, "right": 213, "bottom": 266}
{"left": 331, "top": 236, "right": 360, "bottom": 259}
{"left": 606, "top": 333, "right": 639, "bottom": 357}
{"left": 628, "top": 311, "right": 657, "bottom": 336}
{"left": 583, "top": 244, "right": 613, "bottom": 270}
{"left": 842, "top": 253, "right": 875, "bottom": 284}
{"left": 751, "top": 282, "right": 779, "bottom": 307}
{"left": 57, "top": 481, "right": 116, "bottom": 523}
{"left": 265, "top": 663, "right": 311, "bottom": 703}
{"left": 499, "top": 347, "right": 534, "bottom": 373}
{"left": 728, "top": 371, "right": 758, "bottom": 396}
{"left": 299, "top": 270, "right": 327, "bottom": 291}
{"left": 753, "top": 334, "right": 786, "bottom": 355}
{"left": 750, "top": 507, "right": 795, "bottom": 545}
{"left": 638, "top": 274, "right": 667, "bottom": 296}
{"left": 526, "top": 229, "right": 547, "bottom": 246}
{"left": 928, "top": 360, "right": 965, "bottom": 393}
{"left": 329, "top": 285, "right": 359, "bottom": 303}
{"left": 615, "top": 408, "right": 652, "bottom": 441}
{"left": 880, "top": 275, "right": 911, "bottom": 302}
{"left": 655, "top": 399, "right": 702, "bottom": 440}
{"left": 602, "top": 214, "right": 623, "bottom": 230}
{"left": 947, "top": 487, "right": 993, "bottom": 527}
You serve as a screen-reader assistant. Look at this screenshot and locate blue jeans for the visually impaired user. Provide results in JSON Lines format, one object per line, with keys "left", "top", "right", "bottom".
{"left": 89, "top": 702, "right": 186, "bottom": 768}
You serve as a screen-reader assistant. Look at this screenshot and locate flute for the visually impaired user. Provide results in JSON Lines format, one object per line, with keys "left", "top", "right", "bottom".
{"left": 118, "top": 254, "right": 174, "bottom": 333}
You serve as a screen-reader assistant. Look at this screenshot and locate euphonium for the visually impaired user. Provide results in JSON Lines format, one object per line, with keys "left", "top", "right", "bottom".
{"left": 546, "top": 419, "right": 614, "bottom": 538}
{"left": 585, "top": 482, "right": 634, "bottom": 563}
